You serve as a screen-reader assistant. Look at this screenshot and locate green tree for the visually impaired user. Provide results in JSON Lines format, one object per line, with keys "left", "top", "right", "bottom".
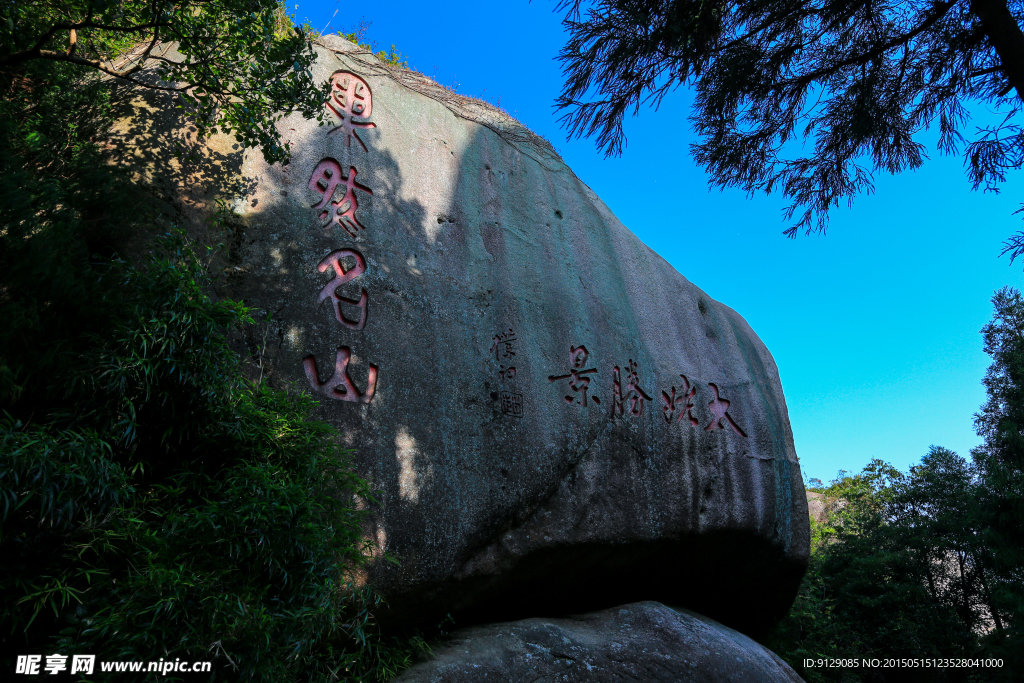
{"left": 971, "top": 286, "right": 1024, "bottom": 679}
{"left": 0, "top": 2, "right": 426, "bottom": 678}
{"left": 0, "top": 0, "right": 328, "bottom": 163}
{"left": 768, "top": 455, "right": 991, "bottom": 683}
{"left": 767, "top": 289, "right": 1024, "bottom": 681}
{"left": 554, "top": 0, "right": 1024, "bottom": 236}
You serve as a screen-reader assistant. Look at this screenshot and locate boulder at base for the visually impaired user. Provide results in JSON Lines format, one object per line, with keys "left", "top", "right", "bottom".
{"left": 117, "top": 35, "right": 810, "bottom": 635}
{"left": 394, "top": 601, "right": 804, "bottom": 683}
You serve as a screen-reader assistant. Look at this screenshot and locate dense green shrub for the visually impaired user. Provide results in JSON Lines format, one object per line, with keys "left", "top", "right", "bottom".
{"left": 1, "top": 238, "right": 423, "bottom": 680}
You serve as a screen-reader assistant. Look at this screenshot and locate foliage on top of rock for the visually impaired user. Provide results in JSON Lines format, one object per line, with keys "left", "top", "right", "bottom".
{"left": 0, "top": 0, "right": 329, "bottom": 164}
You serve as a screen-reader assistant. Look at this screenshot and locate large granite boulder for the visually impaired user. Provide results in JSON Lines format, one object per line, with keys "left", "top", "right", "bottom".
{"left": 111, "top": 36, "right": 809, "bottom": 635}
{"left": 394, "top": 601, "right": 804, "bottom": 682}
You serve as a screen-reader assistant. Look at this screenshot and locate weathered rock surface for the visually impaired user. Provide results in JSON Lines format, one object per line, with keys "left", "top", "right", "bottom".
{"left": 113, "top": 36, "right": 810, "bottom": 635}
{"left": 394, "top": 601, "right": 804, "bottom": 683}
{"left": 806, "top": 492, "right": 827, "bottom": 524}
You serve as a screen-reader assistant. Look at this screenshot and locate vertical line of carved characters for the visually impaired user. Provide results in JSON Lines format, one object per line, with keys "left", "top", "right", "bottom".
{"left": 704, "top": 382, "right": 747, "bottom": 437}
{"left": 491, "top": 328, "right": 518, "bottom": 381}
{"left": 326, "top": 71, "right": 377, "bottom": 151}
{"left": 490, "top": 329, "right": 523, "bottom": 417}
{"left": 316, "top": 249, "right": 368, "bottom": 330}
{"left": 662, "top": 374, "right": 699, "bottom": 425}
{"left": 548, "top": 345, "right": 599, "bottom": 406}
{"left": 308, "top": 159, "right": 373, "bottom": 237}
{"left": 303, "top": 346, "right": 378, "bottom": 403}
{"left": 610, "top": 359, "right": 652, "bottom": 417}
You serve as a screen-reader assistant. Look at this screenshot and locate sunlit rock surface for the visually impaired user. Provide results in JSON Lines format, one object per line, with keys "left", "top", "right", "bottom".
{"left": 113, "top": 35, "right": 809, "bottom": 636}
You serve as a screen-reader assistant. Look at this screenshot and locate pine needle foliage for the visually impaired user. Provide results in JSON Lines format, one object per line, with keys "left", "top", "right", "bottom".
{"left": 555, "top": 0, "right": 1024, "bottom": 236}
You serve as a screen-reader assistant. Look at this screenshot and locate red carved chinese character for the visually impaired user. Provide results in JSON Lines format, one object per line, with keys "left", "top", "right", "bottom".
{"left": 549, "top": 345, "right": 599, "bottom": 406}
{"left": 316, "top": 249, "right": 367, "bottom": 330}
{"left": 326, "top": 71, "right": 376, "bottom": 151}
{"left": 662, "top": 374, "right": 699, "bottom": 425}
{"left": 308, "top": 159, "right": 373, "bottom": 237}
{"left": 303, "top": 346, "right": 378, "bottom": 403}
{"left": 704, "top": 382, "right": 747, "bottom": 437}
{"left": 611, "top": 359, "right": 653, "bottom": 417}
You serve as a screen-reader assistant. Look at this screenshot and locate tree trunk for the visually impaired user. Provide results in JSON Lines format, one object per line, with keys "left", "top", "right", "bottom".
{"left": 971, "top": 0, "right": 1024, "bottom": 103}
{"left": 976, "top": 555, "right": 1005, "bottom": 632}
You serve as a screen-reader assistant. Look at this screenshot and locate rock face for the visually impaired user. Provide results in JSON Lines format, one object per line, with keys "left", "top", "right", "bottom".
{"left": 394, "top": 601, "right": 805, "bottom": 683}
{"left": 121, "top": 36, "right": 809, "bottom": 635}
{"left": 806, "top": 492, "right": 827, "bottom": 524}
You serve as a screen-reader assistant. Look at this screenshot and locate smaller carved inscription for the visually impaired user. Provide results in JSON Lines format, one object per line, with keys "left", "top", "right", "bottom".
{"left": 308, "top": 159, "right": 373, "bottom": 237}
{"left": 491, "top": 329, "right": 517, "bottom": 361}
{"left": 704, "top": 382, "right": 747, "bottom": 437}
{"left": 316, "top": 249, "right": 368, "bottom": 330}
{"left": 610, "top": 359, "right": 653, "bottom": 417}
{"left": 303, "top": 346, "right": 378, "bottom": 403}
{"left": 326, "top": 71, "right": 376, "bottom": 151}
{"left": 491, "top": 328, "right": 518, "bottom": 383}
{"left": 549, "top": 345, "right": 599, "bottom": 406}
{"left": 500, "top": 391, "right": 523, "bottom": 418}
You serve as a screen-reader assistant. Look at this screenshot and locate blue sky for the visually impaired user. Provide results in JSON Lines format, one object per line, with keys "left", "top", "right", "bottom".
{"left": 295, "top": 0, "right": 1024, "bottom": 485}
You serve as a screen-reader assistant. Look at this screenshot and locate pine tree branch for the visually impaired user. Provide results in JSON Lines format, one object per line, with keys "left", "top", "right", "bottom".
{"left": 776, "top": 0, "right": 957, "bottom": 90}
